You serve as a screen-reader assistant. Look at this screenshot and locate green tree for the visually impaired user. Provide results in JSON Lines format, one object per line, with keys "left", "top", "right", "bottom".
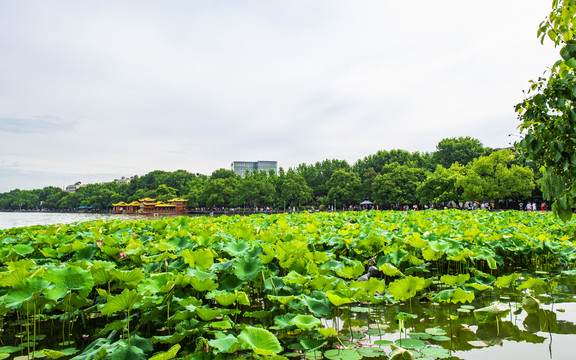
{"left": 232, "top": 178, "right": 276, "bottom": 208}
{"left": 326, "top": 170, "right": 362, "bottom": 207}
{"left": 155, "top": 184, "right": 178, "bottom": 203}
{"left": 457, "top": 150, "right": 535, "bottom": 205}
{"left": 210, "top": 168, "right": 239, "bottom": 180}
{"left": 200, "top": 177, "right": 239, "bottom": 208}
{"left": 279, "top": 171, "right": 313, "bottom": 207}
{"left": 296, "top": 159, "right": 350, "bottom": 200}
{"left": 432, "top": 137, "right": 486, "bottom": 168}
{"left": 516, "top": 0, "right": 576, "bottom": 220}
{"left": 372, "top": 163, "right": 428, "bottom": 205}
{"left": 416, "top": 163, "right": 467, "bottom": 206}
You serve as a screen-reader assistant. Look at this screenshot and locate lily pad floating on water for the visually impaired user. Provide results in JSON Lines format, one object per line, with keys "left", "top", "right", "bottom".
{"left": 407, "top": 332, "right": 432, "bottom": 340}
{"left": 468, "top": 340, "right": 489, "bottom": 347}
{"left": 420, "top": 346, "right": 451, "bottom": 358}
{"left": 324, "top": 349, "right": 362, "bottom": 360}
{"left": 395, "top": 338, "right": 426, "bottom": 349}
{"left": 358, "top": 346, "right": 387, "bottom": 358}
{"left": 304, "top": 350, "right": 323, "bottom": 360}
{"left": 374, "top": 340, "right": 394, "bottom": 346}
{"left": 424, "top": 327, "right": 447, "bottom": 336}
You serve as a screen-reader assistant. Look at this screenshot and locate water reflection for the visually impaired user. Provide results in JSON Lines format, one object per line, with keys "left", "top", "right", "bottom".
{"left": 328, "top": 291, "right": 576, "bottom": 360}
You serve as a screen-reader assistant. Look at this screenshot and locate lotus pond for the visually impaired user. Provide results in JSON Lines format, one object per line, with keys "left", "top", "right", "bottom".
{"left": 0, "top": 210, "right": 575, "bottom": 360}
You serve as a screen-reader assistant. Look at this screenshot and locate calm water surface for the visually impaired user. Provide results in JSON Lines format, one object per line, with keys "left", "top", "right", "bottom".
{"left": 0, "top": 211, "right": 152, "bottom": 229}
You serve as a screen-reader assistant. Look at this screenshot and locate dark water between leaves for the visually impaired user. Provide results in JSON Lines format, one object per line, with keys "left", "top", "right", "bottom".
{"left": 320, "top": 283, "right": 576, "bottom": 360}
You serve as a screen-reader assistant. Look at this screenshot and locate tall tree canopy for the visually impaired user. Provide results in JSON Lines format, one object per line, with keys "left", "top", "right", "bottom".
{"left": 516, "top": 0, "right": 576, "bottom": 220}
{"left": 432, "top": 137, "right": 486, "bottom": 168}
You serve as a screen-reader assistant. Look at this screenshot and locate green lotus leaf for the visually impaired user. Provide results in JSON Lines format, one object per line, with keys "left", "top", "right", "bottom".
{"left": 267, "top": 294, "right": 296, "bottom": 305}
{"left": 420, "top": 346, "right": 451, "bottom": 358}
{"left": 317, "top": 327, "right": 338, "bottom": 337}
{"left": 473, "top": 303, "right": 510, "bottom": 324}
{"left": 324, "top": 349, "right": 362, "bottom": 360}
{"left": 335, "top": 263, "right": 364, "bottom": 279}
{"left": 431, "top": 335, "right": 451, "bottom": 341}
{"left": 432, "top": 288, "right": 474, "bottom": 304}
{"left": 0, "top": 346, "right": 21, "bottom": 354}
{"left": 151, "top": 331, "right": 192, "bottom": 344}
{"left": 2, "top": 277, "right": 52, "bottom": 309}
{"left": 389, "top": 346, "right": 413, "bottom": 360}
{"left": 326, "top": 291, "right": 351, "bottom": 306}
{"left": 7, "top": 259, "right": 36, "bottom": 271}
{"left": 102, "top": 345, "right": 146, "bottom": 360}
{"left": 235, "top": 290, "right": 250, "bottom": 305}
{"left": 302, "top": 292, "right": 331, "bottom": 316}
{"left": 186, "top": 267, "right": 216, "bottom": 280}
{"left": 407, "top": 332, "right": 431, "bottom": 340}
{"left": 129, "top": 335, "right": 153, "bottom": 353}
{"left": 208, "top": 334, "right": 240, "bottom": 354}
{"left": 234, "top": 257, "right": 262, "bottom": 280}
{"left": 148, "top": 344, "right": 181, "bottom": 360}
{"left": 289, "top": 314, "right": 321, "bottom": 330}
{"left": 440, "top": 273, "right": 470, "bottom": 286}
{"left": 206, "top": 290, "right": 237, "bottom": 306}
{"left": 522, "top": 294, "right": 541, "bottom": 315}
{"left": 210, "top": 319, "right": 233, "bottom": 330}
{"left": 189, "top": 277, "right": 218, "bottom": 292}
{"left": 100, "top": 289, "right": 142, "bottom": 315}
{"left": 358, "top": 347, "right": 387, "bottom": 358}
{"left": 494, "top": 273, "right": 521, "bottom": 288}
{"left": 0, "top": 268, "right": 28, "bottom": 287}
{"left": 13, "top": 244, "right": 35, "bottom": 256}
{"left": 238, "top": 326, "right": 283, "bottom": 355}
{"left": 517, "top": 277, "right": 547, "bottom": 291}
{"left": 467, "top": 340, "right": 489, "bottom": 347}
{"left": 45, "top": 266, "right": 94, "bottom": 300}
{"left": 424, "top": 328, "right": 447, "bottom": 336}
{"left": 70, "top": 338, "right": 116, "bottom": 360}
{"left": 467, "top": 282, "right": 492, "bottom": 291}
{"left": 374, "top": 340, "right": 394, "bottom": 346}
{"left": 91, "top": 267, "right": 112, "bottom": 286}
{"left": 223, "top": 239, "right": 251, "bottom": 257}
{"left": 352, "top": 277, "right": 386, "bottom": 294}
{"left": 304, "top": 349, "right": 323, "bottom": 360}
{"left": 137, "top": 273, "right": 174, "bottom": 295}
{"left": 195, "top": 307, "right": 221, "bottom": 321}
{"left": 181, "top": 249, "right": 214, "bottom": 270}
{"left": 300, "top": 338, "right": 326, "bottom": 350}
{"left": 395, "top": 312, "right": 418, "bottom": 321}
{"left": 274, "top": 313, "right": 297, "bottom": 330}
{"left": 140, "top": 252, "right": 169, "bottom": 263}
{"left": 379, "top": 263, "right": 403, "bottom": 277}
{"left": 388, "top": 276, "right": 429, "bottom": 302}
{"left": 111, "top": 269, "right": 144, "bottom": 287}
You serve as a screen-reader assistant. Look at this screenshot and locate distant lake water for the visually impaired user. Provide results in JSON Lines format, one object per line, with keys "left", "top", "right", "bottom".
{"left": 0, "top": 212, "right": 152, "bottom": 230}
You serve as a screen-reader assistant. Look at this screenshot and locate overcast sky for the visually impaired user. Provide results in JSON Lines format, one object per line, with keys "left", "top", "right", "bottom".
{"left": 0, "top": 1, "right": 560, "bottom": 192}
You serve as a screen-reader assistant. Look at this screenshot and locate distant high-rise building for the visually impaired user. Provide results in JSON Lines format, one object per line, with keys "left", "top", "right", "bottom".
{"left": 231, "top": 161, "right": 277, "bottom": 177}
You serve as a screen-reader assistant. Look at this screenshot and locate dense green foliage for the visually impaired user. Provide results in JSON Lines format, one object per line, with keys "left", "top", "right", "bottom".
{"left": 0, "top": 210, "right": 575, "bottom": 359}
{"left": 0, "top": 138, "right": 543, "bottom": 211}
{"left": 516, "top": 0, "right": 576, "bottom": 220}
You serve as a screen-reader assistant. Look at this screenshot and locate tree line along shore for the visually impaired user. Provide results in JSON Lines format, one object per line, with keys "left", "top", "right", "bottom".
{"left": 0, "top": 137, "right": 553, "bottom": 212}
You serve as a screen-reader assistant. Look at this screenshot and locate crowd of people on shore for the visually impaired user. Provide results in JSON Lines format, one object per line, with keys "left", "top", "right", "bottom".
{"left": 519, "top": 202, "right": 547, "bottom": 212}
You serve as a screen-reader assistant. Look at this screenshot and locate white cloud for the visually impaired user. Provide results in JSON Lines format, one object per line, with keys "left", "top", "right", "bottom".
{"left": 0, "top": 0, "right": 560, "bottom": 192}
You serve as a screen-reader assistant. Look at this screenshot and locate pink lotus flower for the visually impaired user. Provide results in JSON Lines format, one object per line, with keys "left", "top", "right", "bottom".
{"left": 119, "top": 251, "right": 127, "bottom": 260}
{"left": 132, "top": 232, "right": 136, "bottom": 236}
{"left": 335, "top": 344, "right": 344, "bottom": 350}
{"left": 97, "top": 240, "right": 103, "bottom": 246}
